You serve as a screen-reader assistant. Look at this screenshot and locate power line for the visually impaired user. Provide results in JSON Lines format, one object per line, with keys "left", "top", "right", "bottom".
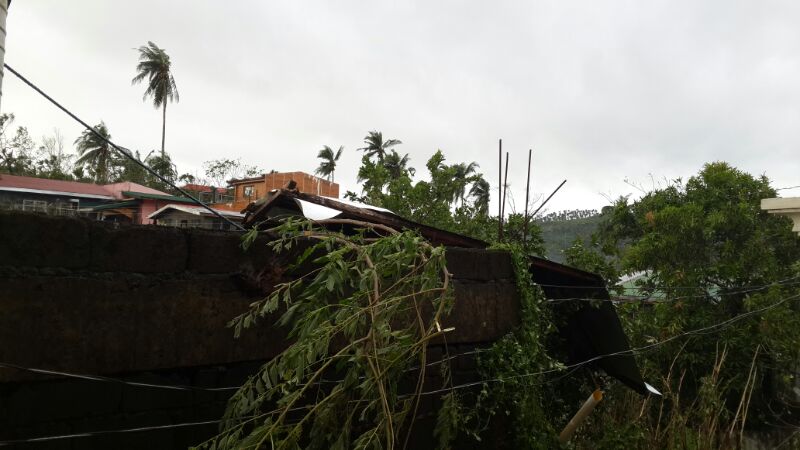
{"left": 1, "top": 276, "right": 797, "bottom": 394}
{"left": 535, "top": 274, "right": 800, "bottom": 291}
{"left": 3, "top": 291, "right": 798, "bottom": 445}
{"left": 0, "top": 419, "right": 220, "bottom": 446}
{"left": 0, "top": 361, "right": 240, "bottom": 392}
{"left": 3, "top": 63, "right": 246, "bottom": 232}
{"left": 414, "top": 290, "right": 800, "bottom": 397}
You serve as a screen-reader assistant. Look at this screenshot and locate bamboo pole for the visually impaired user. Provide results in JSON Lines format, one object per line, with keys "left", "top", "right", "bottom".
{"left": 558, "top": 389, "right": 604, "bottom": 444}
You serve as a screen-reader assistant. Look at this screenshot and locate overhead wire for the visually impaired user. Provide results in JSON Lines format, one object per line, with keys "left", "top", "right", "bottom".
{"left": 1, "top": 276, "right": 798, "bottom": 394}
{"left": 2, "top": 290, "right": 798, "bottom": 444}
{"left": 413, "top": 290, "right": 800, "bottom": 397}
{"left": 0, "top": 419, "right": 221, "bottom": 447}
{"left": 2, "top": 63, "right": 246, "bottom": 231}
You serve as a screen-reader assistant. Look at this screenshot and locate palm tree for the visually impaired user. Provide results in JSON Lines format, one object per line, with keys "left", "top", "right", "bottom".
{"left": 132, "top": 41, "right": 179, "bottom": 158}
{"left": 315, "top": 145, "right": 343, "bottom": 182}
{"left": 383, "top": 150, "right": 415, "bottom": 179}
{"left": 452, "top": 161, "right": 480, "bottom": 206}
{"left": 74, "top": 122, "right": 113, "bottom": 183}
{"left": 358, "top": 131, "right": 401, "bottom": 162}
{"left": 469, "top": 177, "right": 491, "bottom": 214}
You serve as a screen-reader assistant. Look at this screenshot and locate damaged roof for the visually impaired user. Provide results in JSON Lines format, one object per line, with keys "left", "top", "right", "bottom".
{"left": 242, "top": 188, "right": 488, "bottom": 248}
{"left": 241, "top": 187, "right": 657, "bottom": 396}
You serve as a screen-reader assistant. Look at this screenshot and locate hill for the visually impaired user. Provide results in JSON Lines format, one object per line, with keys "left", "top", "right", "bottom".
{"left": 537, "top": 209, "right": 603, "bottom": 263}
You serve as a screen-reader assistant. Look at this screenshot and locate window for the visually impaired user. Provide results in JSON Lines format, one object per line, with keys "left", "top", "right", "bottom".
{"left": 22, "top": 200, "right": 48, "bottom": 213}
{"left": 243, "top": 185, "right": 254, "bottom": 198}
{"left": 189, "top": 219, "right": 201, "bottom": 228}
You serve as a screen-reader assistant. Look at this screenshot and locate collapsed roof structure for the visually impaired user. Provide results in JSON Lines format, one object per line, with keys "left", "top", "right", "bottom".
{"left": 242, "top": 188, "right": 659, "bottom": 396}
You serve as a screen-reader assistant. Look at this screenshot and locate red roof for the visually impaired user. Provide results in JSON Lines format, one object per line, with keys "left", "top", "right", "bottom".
{"left": 0, "top": 174, "right": 174, "bottom": 200}
{"left": 0, "top": 174, "right": 114, "bottom": 198}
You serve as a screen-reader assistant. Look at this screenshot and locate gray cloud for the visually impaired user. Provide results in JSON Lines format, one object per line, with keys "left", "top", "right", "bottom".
{"left": 4, "top": 0, "right": 799, "bottom": 213}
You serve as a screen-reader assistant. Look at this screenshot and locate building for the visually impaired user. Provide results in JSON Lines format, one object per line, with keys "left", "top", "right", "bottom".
{"left": 0, "top": 173, "right": 196, "bottom": 225}
{"left": 0, "top": 174, "right": 114, "bottom": 216}
{"left": 761, "top": 196, "right": 800, "bottom": 235}
{"left": 181, "top": 183, "right": 233, "bottom": 204}
{"left": 228, "top": 172, "right": 339, "bottom": 211}
{"left": 148, "top": 203, "right": 244, "bottom": 230}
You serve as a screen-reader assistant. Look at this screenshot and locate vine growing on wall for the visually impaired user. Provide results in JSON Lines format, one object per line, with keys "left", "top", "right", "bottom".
{"left": 195, "top": 218, "right": 459, "bottom": 450}
{"left": 447, "top": 243, "right": 564, "bottom": 449}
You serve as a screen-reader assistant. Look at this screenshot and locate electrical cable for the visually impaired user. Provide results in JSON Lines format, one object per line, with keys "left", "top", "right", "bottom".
{"left": 2, "top": 63, "right": 246, "bottom": 231}
{"left": 2, "top": 277, "right": 798, "bottom": 394}
{"left": 413, "top": 291, "right": 800, "bottom": 397}
{"left": 2, "top": 291, "right": 798, "bottom": 445}
{"left": 0, "top": 419, "right": 220, "bottom": 446}
{"left": 0, "top": 361, "right": 240, "bottom": 392}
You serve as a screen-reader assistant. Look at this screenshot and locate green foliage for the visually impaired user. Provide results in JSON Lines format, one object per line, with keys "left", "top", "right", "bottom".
{"left": 570, "top": 162, "right": 800, "bottom": 448}
{"left": 0, "top": 113, "right": 36, "bottom": 176}
{"left": 132, "top": 40, "right": 179, "bottom": 157}
{"left": 203, "top": 158, "right": 262, "bottom": 187}
{"left": 347, "top": 142, "right": 535, "bottom": 252}
{"left": 197, "top": 218, "right": 458, "bottom": 449}
{"left": 539, "top": 212, "right": 604, "bottom": 263}
{"left": 450, "top": 244, "right": 561, "bottom": 449}
{"left": 74, "top": 122, "right": 114, "bottom": 183}
{"left": 314, "top": 145, "right": 343, "bottom": 182}
{"left": 358, "top": 131, "right": 402, "bottom": 162}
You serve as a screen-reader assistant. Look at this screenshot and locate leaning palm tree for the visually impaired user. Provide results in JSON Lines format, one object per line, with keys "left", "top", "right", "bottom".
{"left": 469, "top": 177, "right": 491, "bottom": 215}
{"left": 452, "top": 161, "right": 480, "bottom": 206}
{"left": 74, "top": 122, "right": 113, "bottom": 183}
{"left": 383, "top": 150, "right": 415, "bottom": 179}
{"left": 132, "top": 41, "right": 179, "bottom": 158}
{"left": 315, "top": 145, "right": 343, "bottom": 182}
{"left": 358, "top": 131, "right": 401, "bottom": 162}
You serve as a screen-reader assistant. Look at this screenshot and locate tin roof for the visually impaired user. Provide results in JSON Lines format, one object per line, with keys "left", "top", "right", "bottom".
{"left": 243, "top": 189, "right": 488, "bottom": 248}
{"left": 148, "top": 204, "right": 245, "bottom": 220}
{"left": 0, "top": 174, "right": 114, "bottom": 200}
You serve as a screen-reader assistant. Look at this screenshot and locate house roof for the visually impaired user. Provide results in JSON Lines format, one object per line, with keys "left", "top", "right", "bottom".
{"left": 103, "top": 181, "right": 173, "bottom": 199}
{"left": 241, "top": 188, "right": 655, "bottom": 396}
{"left": 0, "top": 174, "right": 115, "bottom": 200}
{"left": 147, "top": 204, "right": 245, "bottom": 220}
{"left": 121, "top": 191, "right": 196, "bottom": 203}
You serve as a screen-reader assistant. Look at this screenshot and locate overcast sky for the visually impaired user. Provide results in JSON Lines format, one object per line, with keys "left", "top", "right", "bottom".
{"left": 3, "top": 1, "right": 800, "bottom": 213}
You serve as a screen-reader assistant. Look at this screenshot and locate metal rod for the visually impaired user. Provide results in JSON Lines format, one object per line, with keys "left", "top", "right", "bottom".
{"left": 523, "top": 148, "right": 532, "bottom": 244}
{"left": 3, "top": 63, "right": 246, "bottom": 231}
{"left": 501, "top": 151, "right": 509, "bottom": 240}
{"left": 498, "top": 139, "right": 503, "bottom": 241}
{"left": 531, "top": 179, "right": 566, "bottom": 218}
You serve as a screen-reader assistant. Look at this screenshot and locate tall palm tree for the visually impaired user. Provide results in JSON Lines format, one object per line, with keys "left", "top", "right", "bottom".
{"left": 358, "top": 131, "right": 401, "bottom": 162}
{"left": 452, "top": 161, "right": 480, "bottom": 206}
{"left": 74, "top": 122, "right": 113, "bottom": 183}
{"left": 132, "top": 41, "right": 179, "bottom": 158}
{"left": 383, "top": 150, "right": 415, "bottom": 179}
{"left": 469, "top": 177, "right": 491, "bottom": 214}
{"left": 315, "top": 145, "right": 343, "bottom": 182}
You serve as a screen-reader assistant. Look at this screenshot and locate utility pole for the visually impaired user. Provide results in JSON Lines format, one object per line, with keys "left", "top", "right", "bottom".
{"left": 0, "top": 0, "right": 9, "bottom": 111}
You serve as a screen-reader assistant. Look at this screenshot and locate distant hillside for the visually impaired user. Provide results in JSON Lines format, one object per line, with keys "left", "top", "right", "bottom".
{"left": 537, "top": 209, "right": 604, "bottom": 263}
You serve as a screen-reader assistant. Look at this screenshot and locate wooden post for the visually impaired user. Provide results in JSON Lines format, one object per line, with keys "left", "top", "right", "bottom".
{"left": 498, "top": 139, "right": 503, "bottom": 241}
{"left": 523, "top": 148, "right": 532, "bottom": 244}
{"left": 558, "top": 389, "right": 603, "bottom": 444}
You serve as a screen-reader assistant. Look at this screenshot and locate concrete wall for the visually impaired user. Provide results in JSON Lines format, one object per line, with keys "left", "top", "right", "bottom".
{"left": 0, "top": 212, "right": 521, "bottom": 448}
